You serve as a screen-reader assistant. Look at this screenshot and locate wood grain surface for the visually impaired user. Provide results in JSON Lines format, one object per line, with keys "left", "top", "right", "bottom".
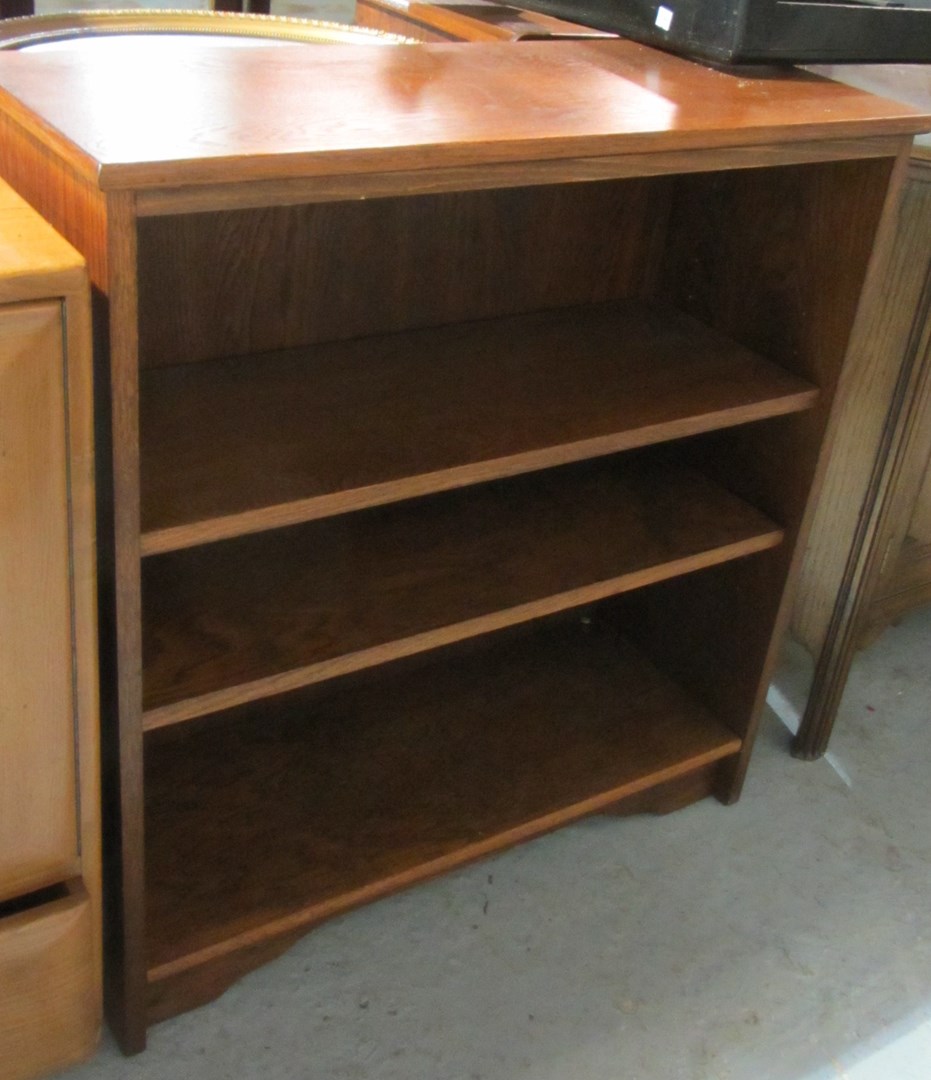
{"left": 139, "top": 299, "right": 816, "bottom": 552}
{"left": 0, "top": 37, "right": 920, "bottom": 1050}
{"left": 0, "top": 179, "right": 102, "bottom": 1080}
{"left": 787, "top": 70, "right": 931, "bottom": 758}
{"left": 0, "top": 109, "right": 110, "bottom": 291}
{"left": 147, "top": 755, "right": 728, "bottom": 1022}
{"left": 791, "top": 158, "right": 931, "bottom": 654}
{"left": 906, "top": 441, "right": 931, "bottom": 543}
{"left": 630, "top": 155, "right": 900, "bottom": 796}
{"left": 0, "top": 179, "right": 85, "bottom": 296}
{"left": 0, "top": 883, "right": 98, "bottom": 1080}
{"left": 865, "top": 537, "right": 931, "bottom": 632}
{"left": 133, "top": 136, "right": 906, "bottom": 217}
{"left": 101, "top": 191, "right": 149, "bottom": 1055}
{"left": 0, "top": 301, "right": 77, "bottom": 901}
{"left": 141, "top": 457, "right": 783, "bottom": 727}
{"left": 857, "top": 268, "right": 931, "bottom": 640}
{"left": 136, "top": 180, "right": 667, "bottom": 368}
{"left": 0, "top": 40, "right": 925, "bottom": 191}
{"left": 356, "top": 0, "right": 615, "bottom": 41}
{"left": 143, "top": 619, "right": 741, "bottom": 983}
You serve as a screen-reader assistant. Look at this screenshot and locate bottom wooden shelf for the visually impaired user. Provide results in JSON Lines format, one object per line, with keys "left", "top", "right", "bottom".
{"left": 144, "top": 615, "right": 742, "bottom": 1017}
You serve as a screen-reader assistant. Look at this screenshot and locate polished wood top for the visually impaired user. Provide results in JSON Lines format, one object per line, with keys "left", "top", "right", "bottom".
{"left": 360, "top": 0, "right": 616, "bottom": 40}
{"left": 809, "top": 64, "right": 931, "bottom": 156}
{"left": 0, "top": 39, "right": 927, "bottom": 191}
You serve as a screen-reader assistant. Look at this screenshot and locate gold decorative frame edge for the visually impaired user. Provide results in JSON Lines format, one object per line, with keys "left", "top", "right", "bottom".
{"left": 0, "top": 9, "right": 416, "bottom": 48}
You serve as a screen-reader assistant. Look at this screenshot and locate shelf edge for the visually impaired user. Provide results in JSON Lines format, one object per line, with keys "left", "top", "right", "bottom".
{"left": 140, "top": 397, "right": 815, "bottom": 556}
{"left": 145, "top": 737, "right": 741, "bottom": 984}
{"left": 142, "top": 529, "right": 783, "bottom": 729}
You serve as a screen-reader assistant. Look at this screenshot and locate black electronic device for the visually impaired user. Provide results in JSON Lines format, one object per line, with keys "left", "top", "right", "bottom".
{"left": 518, "top": 0, "right": 931, "bottom": 64}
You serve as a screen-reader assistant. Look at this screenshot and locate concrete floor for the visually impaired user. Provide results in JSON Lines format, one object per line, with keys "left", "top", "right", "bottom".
{"left": 57, "top": 605, "right": 931, "bottom": 1080}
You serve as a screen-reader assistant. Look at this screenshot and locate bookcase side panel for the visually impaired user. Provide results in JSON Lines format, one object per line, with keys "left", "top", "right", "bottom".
{"left": 622, "top": 154, "right": 902, "bottom": 799}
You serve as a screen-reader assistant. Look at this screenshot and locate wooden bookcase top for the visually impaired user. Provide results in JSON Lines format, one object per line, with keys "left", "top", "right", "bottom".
{"left": 0, "top": 39, "right": 927, "bottom": 192}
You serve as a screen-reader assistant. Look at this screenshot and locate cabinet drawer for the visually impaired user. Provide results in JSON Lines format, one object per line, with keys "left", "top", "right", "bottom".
{"left": 0, "top": 301, "right": 78, "bottom": 899}
{"left": 0, "top": 880, "right": 98, "bottom": 1080}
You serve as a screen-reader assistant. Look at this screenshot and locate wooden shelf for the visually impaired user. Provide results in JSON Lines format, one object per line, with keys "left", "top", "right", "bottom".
{"left": 141, "top": 457, "right": 784, "bottom": 728}
{"left": 143, "top": 618, "right": 742, "bottom": 985}
{"left": 139, "top": 299, "right": 817, "bottom": 554}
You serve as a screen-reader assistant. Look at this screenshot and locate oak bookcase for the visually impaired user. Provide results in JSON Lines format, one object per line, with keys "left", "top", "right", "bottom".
{"left": 0, "top": 35, "right": 926, "bottom": 1053}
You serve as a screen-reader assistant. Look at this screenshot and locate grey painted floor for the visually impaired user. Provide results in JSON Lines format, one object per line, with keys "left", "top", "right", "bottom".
{"left": 62, "top": 606, "right": 931, "bottom": 1080}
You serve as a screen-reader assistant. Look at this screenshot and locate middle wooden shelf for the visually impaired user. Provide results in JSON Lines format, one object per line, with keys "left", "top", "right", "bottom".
{"left": 142, "top": 454, "right": 784, "bottom": 729}
{"left": 139, "top": 298, "right": 817, "bottom": 555}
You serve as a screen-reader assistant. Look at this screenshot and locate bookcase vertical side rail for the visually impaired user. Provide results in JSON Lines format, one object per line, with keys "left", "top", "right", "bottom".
{"left": 99, "top": 191, "right": 147, "bottom": 1055}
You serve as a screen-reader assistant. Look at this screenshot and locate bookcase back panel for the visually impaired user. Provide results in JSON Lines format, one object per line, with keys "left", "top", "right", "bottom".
{"left": 136, "top": 177, "right": 670, "bottom": 369}
{"left": 661, "top": 157, "right": 897, "bottom": 393}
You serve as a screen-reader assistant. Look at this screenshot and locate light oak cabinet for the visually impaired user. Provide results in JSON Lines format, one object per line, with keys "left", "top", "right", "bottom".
{"left": 0, "top": 181, "right": 100, "bottom": 1080}
{"left": 0, "top": 38, "right": 925, "bottom": 1054}
{"left": 792, "top": 143, "right": 931, "bottom": 757}
{"left": 856, "top": 146, "right": 931, "bottom": 640}
{"left": 787, "top": 66, "right": 930, "bottom": 758}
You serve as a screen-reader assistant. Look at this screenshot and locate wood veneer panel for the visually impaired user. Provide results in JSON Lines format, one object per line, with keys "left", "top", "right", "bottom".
{"left": 0, "top": 41, "right": 926, "bottom": 191}
{"left": 0, "top": 181, "right": 102, "bottom": 1072}
{"left": 145, "top": 758, "right": 727, "bottom": 1023}
{"left": 356, "top": 0, "right": 615, "bottom": 42}
{"left": 634, "top": 156, "right": 901, "bottom": 792}
{"left": 141, "top": 457, "right": 783, "bottom": 727}
{"left": 793, "top": 152, "right": 931, "bottom": 757}
{"left": 792, "top": 156, "right": 931, "bottom": 653}
{"left": 134, "top": 137, "right": 905, "bottom": 217}
{"left": 0, "top": 882, "right": 98, "bottom": 1080}
{"left": 0, "top": 181, "right": 86, "bottom": 300}
{"left": 139, "top": 299, "right": 816, "bottom": 552}
{"left": 0, "top": 26, "right": 923, "bottom": 1057}
{"left": 0, "top": 301, "right": 76, "bottom": 901}
{"left": 143, "top": 619, "right": 741, "bottom": 983}
{"left": 356, "top": 0, "right": 474, "bottom": 40}
{"left": 0, "top": 109, "right": 109, "bottom": 290}
{"left": 102, "top": 192, "right": 148, "bottom": 1056}
{"left": 135, "top": 181, "right": 666, "bottom": 368}
{"left": 907, "top": 440, "right": 931, "bottom": 543}
{"left": 864, "top": 537, "right": 931, "bottom": 635}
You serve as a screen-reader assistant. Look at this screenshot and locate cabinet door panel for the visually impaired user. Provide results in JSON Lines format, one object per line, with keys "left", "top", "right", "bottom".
{"left": 0, "top": 300, "right": 77, "bottom": 900}
{"left": 907, "top": 442, "right": 931, "bottom": 544}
